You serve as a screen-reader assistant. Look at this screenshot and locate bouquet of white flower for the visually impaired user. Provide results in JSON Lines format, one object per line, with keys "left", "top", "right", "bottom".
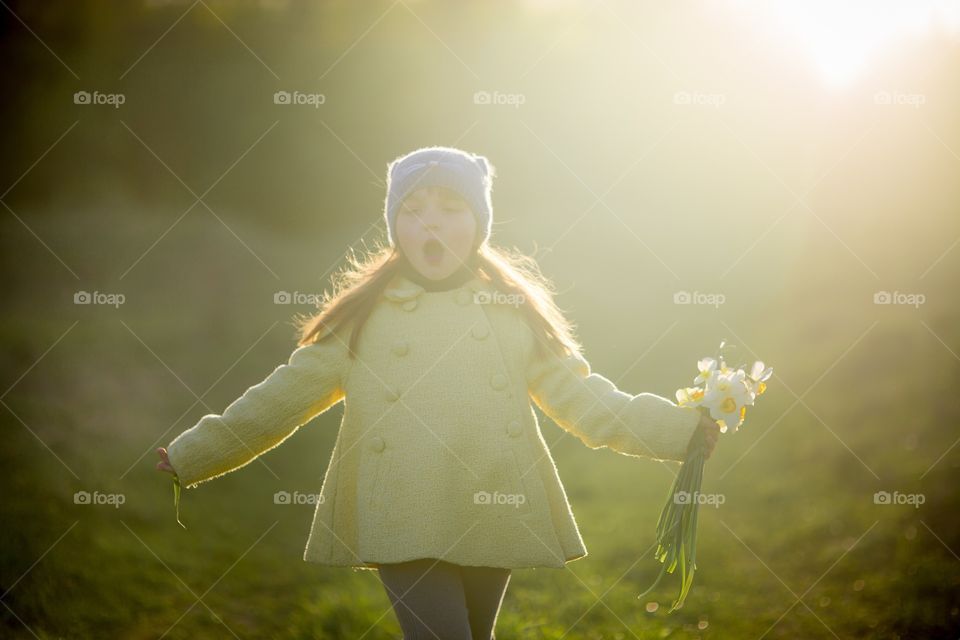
{"left": 638, "top": 342, "right": 772, "bottom": 611}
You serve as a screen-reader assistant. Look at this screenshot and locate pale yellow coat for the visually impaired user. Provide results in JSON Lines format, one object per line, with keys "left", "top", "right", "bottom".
{"left": 166, "top": 272, "right": 701, "bottom": 570}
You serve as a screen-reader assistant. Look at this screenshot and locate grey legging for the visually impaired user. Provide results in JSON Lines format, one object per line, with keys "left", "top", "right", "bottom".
{"left": 377, "top": 558, "right": 511, "bottom": 639}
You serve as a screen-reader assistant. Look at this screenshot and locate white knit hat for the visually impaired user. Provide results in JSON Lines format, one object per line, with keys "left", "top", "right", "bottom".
{"left": 383, "top": 146, "right": 494, "bottom": 247}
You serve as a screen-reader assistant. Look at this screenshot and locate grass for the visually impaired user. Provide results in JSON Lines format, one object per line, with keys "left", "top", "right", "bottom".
{"left": 1, "top": 204, "right": 958, "bottom": 638}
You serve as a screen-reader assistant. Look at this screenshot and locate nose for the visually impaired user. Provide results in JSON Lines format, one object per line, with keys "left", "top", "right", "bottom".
{"left": 419, "top": 206, "right": 443, "bottom": 229}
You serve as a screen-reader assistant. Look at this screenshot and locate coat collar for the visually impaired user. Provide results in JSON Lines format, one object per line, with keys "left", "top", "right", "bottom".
{"left": 383, "top": 272, "right": 490, "bottom": 303}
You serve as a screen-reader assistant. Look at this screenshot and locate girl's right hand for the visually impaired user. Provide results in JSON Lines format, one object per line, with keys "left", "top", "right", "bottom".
{"left": 156, "top": 447, "right": 176, "bottom": 475}
{"left": 686, "top": 410, "right": 721, "bottom": 460}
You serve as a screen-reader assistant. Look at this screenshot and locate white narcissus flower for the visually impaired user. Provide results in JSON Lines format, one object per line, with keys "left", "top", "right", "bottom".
{"left": 745, "top": 360, "right": 773, "bottom": 397}
{"left": 676, "top": 386, "right": 705, "bottom": 407}
{"left": 718, "top": 359, "right": 736, "bottom": 374}
{"left": 678, "top": 352, "right": 773, "bottom": 433}
{"left": 694, "top": 358, "right": 718, "bottom": 386}
{"left": 702, "top": 369, "right": 753, "bottom": 432}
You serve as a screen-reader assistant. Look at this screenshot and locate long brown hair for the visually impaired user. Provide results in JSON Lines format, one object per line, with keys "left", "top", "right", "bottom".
{"left": 293, "top": 240, "right": 583, "bottom": 363}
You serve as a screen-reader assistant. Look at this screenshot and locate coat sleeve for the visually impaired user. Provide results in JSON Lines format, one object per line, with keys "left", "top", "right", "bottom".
{"left": 525, "top": 345, "right": 701, "bottom": 462}
{"left": 166, "top": 331, "right": 350, "bottom": 488}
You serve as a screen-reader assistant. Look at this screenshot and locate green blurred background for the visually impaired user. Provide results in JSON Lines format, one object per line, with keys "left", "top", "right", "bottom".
{"left": 2, "top": 0, "right": 959, "bottom": 637}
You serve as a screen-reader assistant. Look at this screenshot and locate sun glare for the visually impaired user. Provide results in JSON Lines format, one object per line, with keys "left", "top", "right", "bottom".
{"left": 739, "top": 0, "right": 960, "bottom": 86}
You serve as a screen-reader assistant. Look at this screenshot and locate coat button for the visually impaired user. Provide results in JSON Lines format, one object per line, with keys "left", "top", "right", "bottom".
{"left": 455, "top": 289, "right": 473, "bottom": 306}
{"left": 506, "top": 420, "right": 522, "bottom": 437}
{"left": 392, "top": 340, "right": 409, "bottom": 356}
{"left": 490, "top": 373, "right": 508, "bottom": 390}
{"left": 368, "top": 436, "right": 385, "bottom": 453}
{"left": 402, "top": 299, "right": 418, "bottom": 312}
{"left": 471, "top": 324, "right": 489, "bottom": 340}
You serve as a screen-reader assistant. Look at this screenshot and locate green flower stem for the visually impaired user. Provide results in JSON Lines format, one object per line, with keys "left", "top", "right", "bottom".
{"left": 173, "top": 473, "right": 186, "bottom": 529}
{"left": 637, "top": 406, "right": 710, "bottom": 611}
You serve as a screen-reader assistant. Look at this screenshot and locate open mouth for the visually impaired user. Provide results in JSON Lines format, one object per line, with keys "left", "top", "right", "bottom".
{"left": 422, "top": 238, "right": 445, "bottom": 265}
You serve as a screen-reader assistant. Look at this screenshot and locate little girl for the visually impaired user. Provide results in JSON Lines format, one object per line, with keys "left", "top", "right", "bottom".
{"left": 157, "top": 145, "right": 720, "bottom": 639}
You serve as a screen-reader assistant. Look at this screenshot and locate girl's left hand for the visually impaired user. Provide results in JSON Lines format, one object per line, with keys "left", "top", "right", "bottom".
{"left": 700, "top": 417, "right": 720, "bottom": 459}
{"left": 156, "top": 447, "right": 176, "bottom": 475}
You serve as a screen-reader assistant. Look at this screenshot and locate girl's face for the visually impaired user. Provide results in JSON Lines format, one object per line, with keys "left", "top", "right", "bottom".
{"left": 395, "top": 186, "right": 478, "bottom": 280}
